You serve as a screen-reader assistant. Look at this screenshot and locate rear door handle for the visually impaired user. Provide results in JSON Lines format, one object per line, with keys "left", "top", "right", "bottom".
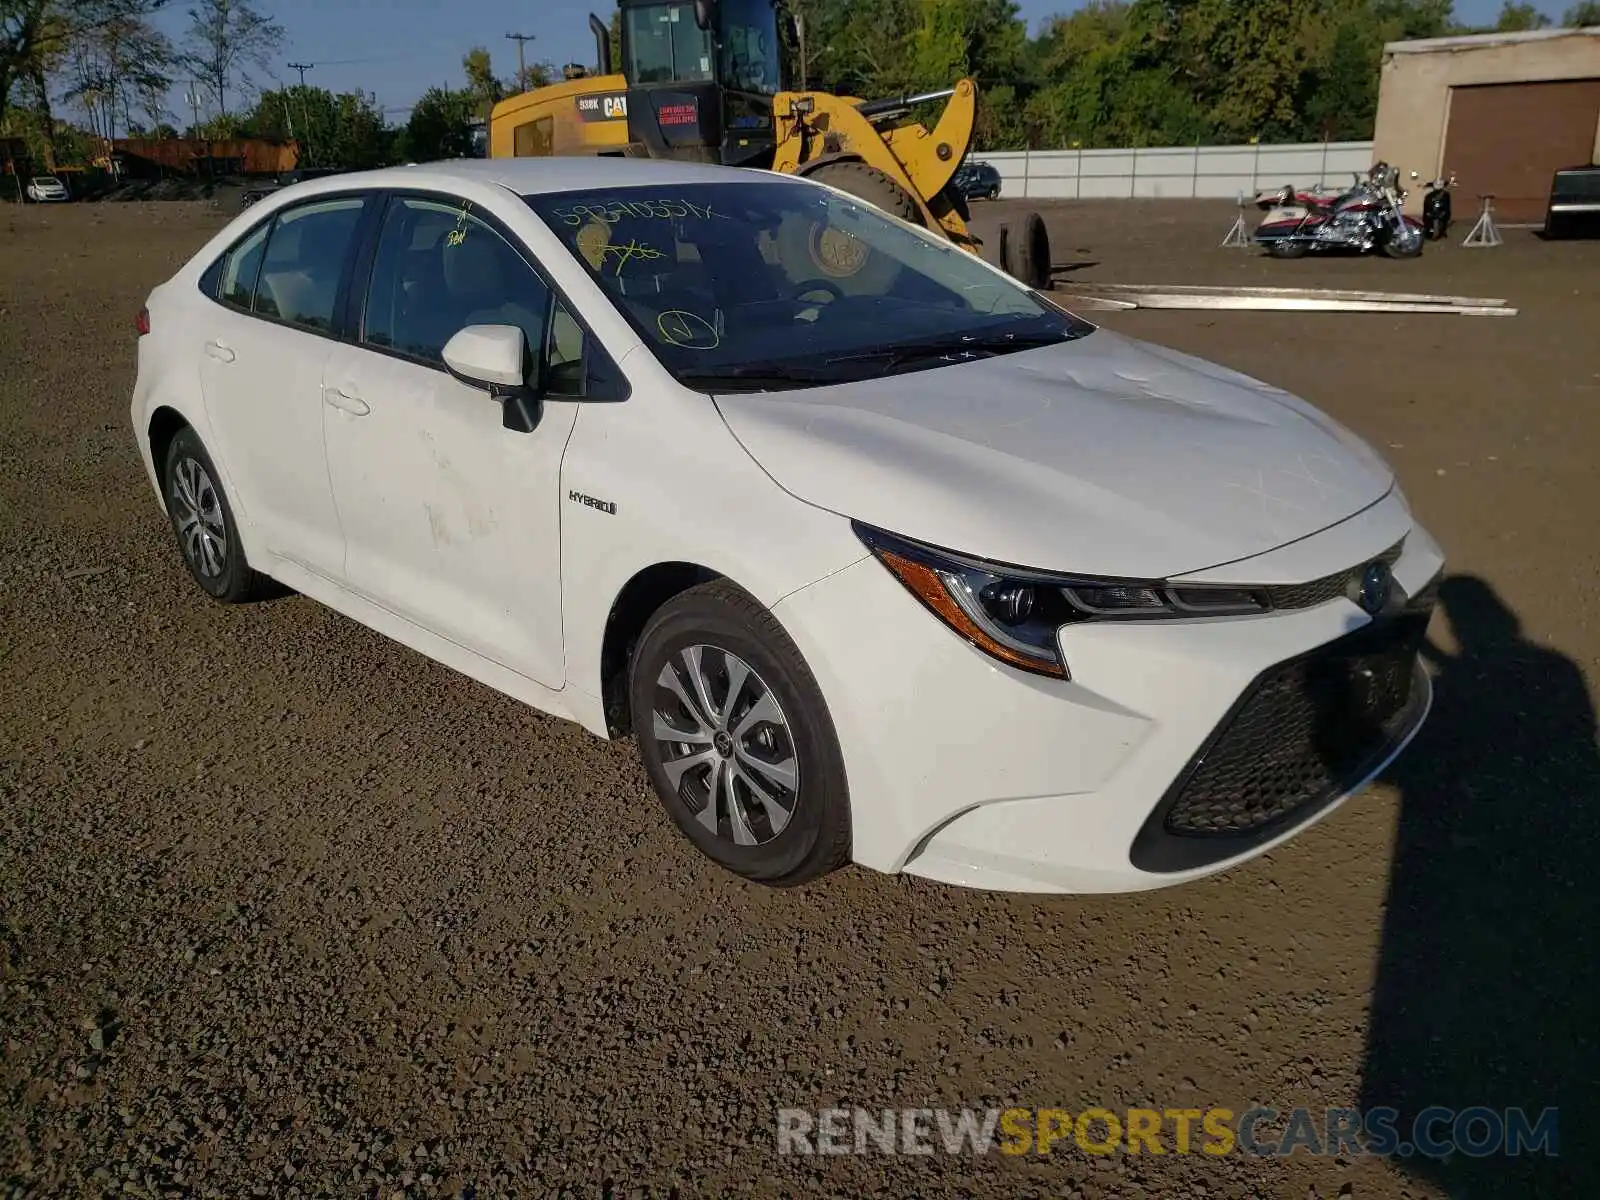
{"left": 323, "top": 385, "right": 370, "bottom": 416}
{"left": 204, "top": 339, "right": 235, "bottom": 362}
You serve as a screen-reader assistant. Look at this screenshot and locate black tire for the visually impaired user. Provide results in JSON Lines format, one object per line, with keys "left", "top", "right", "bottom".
{"left": 1009, "top": 211, "right": 1051, "bottom": 289}
{"left": 803, "top": 160, "right": 921, "bottom": 224}
{"left": 161, "top": 426, "right": 273, "bottom": 603}
{"left": 629, "top": 580, "right": 851, "bottom": 886}
{"left": 1267, "top": 240, "right": 1308, "bottom": 259}
{"left": 1383, "top": 230, "right": 1423, "bottom": 259}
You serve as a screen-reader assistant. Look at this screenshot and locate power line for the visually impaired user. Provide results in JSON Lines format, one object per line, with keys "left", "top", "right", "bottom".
{"left": 287, "top": 61, "right": 314, "bottom": 87}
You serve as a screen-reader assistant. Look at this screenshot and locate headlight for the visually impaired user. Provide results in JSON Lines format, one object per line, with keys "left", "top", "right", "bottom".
{"left": 853, "top": 522, "right": 1269, "bottom": 680}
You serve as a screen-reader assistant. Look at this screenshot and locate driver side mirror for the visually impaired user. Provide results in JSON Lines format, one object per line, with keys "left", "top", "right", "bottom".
{"left": 441, "top": 324, "right": 542, "bottom": 433}
{"left": 692, "top": 0, "right": 715, "bottom": 31}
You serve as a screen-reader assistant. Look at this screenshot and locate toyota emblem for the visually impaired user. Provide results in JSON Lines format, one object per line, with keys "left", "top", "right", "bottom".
{"left": 1358, "top": 561, "right": 1393, "bottom": 614}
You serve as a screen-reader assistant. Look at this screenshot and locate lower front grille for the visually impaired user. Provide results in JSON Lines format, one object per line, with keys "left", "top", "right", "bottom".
{"left": 1130, "top": 606, "right": 1433, "bottom": 873}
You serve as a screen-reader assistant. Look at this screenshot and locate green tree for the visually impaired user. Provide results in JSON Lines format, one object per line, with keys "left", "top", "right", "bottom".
{"left": 1302, "top": 19, "right": 1380, "bottom": 140}
{"left": 1493, "top": 1, "right": 1552, "bottom": 29}
{"left": 245, "top": 84, "right": 386, "bottom": 168}
{"left": 179, "top": 0, "right": 283, "bottom": 119}
{"left": 1564, "top": 1, "right": 1600, "bottom": 22}
{"left": 2, "top": 0, "right": 163, "bottom": 137}
{"left": 403, "top": 85, "right": 475, "bottom": 161}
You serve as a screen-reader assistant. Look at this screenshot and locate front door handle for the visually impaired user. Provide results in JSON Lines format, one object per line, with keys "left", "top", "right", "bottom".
{"left": 323, "top": 385, "right": 371, "bottom": 416}
{"left": 204, "top": 339, "right": 235, "bottom": 362}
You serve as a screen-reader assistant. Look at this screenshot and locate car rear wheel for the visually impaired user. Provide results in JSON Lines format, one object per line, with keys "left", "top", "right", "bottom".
{"left": 162, "top": 426, "right": 273, "bottom": 603}
{"left": 629, "top": 580, "right": 851, "bottom": 886}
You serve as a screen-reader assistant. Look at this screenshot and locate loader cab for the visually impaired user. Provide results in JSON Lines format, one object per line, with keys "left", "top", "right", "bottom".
{"left": 616, "top": 0, "right": 789, "bottom": 166}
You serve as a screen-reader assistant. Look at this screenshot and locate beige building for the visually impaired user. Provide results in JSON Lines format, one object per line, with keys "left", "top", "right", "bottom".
{"left": 1373, "top": 26, "right": 1600, "bottom": 221}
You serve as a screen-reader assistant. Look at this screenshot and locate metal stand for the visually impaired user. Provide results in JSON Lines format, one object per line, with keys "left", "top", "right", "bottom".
{"left": 1221, "top": 194, "right": 1251, "bottom": 248}
{"left": 1462, "top": 195, "right": 1503, "bottom": 248}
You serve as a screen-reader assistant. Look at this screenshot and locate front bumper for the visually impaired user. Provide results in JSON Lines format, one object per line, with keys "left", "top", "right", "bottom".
{"left": 772, "top": 495, "right": 1444, "bottom": 894}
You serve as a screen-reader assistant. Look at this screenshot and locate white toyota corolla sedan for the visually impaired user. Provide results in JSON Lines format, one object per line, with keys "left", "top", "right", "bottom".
{"left": 131, "top": 157, "right": 1443, "bottom": 893}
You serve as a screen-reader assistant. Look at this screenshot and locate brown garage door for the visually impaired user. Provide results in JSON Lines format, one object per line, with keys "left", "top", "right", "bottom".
{"left": 1442, "top": 79, "right": 1600, "bottom": 222}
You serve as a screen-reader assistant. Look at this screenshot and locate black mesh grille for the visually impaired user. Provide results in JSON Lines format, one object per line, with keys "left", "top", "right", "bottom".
{"left": 1161, "top": 611, "right": 1430, "bottom": 839}
{"left": 1265, "top": 540, "right": 1405, "bottom": 611}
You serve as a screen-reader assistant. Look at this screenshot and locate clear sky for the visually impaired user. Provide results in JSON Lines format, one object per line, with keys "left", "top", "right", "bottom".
{"left": 146, "top": 0, "right": 1571, "bottom": 124}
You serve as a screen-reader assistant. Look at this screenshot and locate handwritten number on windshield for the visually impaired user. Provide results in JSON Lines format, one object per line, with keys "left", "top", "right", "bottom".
{"left": 554, "top": 198, "right": 726, "bottom": 226}
{"left": 599, "top": 240, "right": 666, "bottom": 274}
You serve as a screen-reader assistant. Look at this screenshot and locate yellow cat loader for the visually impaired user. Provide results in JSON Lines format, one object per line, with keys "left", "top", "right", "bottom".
{"left": 486, "top": 0, "right": 1051, "bottom": 289}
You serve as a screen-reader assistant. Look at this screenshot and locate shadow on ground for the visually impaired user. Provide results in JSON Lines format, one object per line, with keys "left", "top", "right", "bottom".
{"left": 1364, "top": 574, "right": 1598, "bottom": 1194}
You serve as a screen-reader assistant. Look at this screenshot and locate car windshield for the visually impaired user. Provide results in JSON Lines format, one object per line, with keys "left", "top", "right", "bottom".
{"left": 524, "top": 180, "right": 1092, "bottom": 391}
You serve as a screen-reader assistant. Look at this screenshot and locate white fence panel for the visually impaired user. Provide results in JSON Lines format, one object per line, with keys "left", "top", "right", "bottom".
{"left": 980, "top": 141, "right": 1377, "bottom": 200}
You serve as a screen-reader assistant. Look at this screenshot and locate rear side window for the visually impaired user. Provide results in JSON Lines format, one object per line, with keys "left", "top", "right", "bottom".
{"left": 253, "top": 196, "right": 366, "bottom": 331}
{"left": 218, "top": 221, "right": 270, "bottom": 309}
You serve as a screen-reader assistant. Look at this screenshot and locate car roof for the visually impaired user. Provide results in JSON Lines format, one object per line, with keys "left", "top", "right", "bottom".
{"left": 290, "top": 156, "right": 796, "bottom": 199}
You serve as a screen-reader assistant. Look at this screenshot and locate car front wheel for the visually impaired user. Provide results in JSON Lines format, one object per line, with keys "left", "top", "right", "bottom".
{"left": 162, "top": 426, "right": 272, "bottom": 603}
{"left": 629, "top": 580, "right": 851, "bottom": 886}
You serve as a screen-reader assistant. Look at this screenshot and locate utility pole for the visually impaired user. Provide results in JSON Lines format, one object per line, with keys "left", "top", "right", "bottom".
{"left": 286, "top": 63, "right": 315, "bottom": 165}
{"left": 797, "top": 13, "right": 808, "bottom": 90}
{"left": 506, "top": 32, "right": 535, "bottom": 91}
{"left": 185, "top": 80, "right": 207, "bottom": 179}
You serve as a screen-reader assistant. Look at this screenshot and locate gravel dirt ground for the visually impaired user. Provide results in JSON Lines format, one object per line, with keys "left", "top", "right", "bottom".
{"left": 2, "top": 197, "right": 1597, "bottom": 1199}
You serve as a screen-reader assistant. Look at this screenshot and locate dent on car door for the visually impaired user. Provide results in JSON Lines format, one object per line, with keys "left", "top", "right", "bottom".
{"left": 320, "top": 193, "right": 583, "bottom": 689}
{"left": 196, "top": 194, "right": 369, "bottom": 576}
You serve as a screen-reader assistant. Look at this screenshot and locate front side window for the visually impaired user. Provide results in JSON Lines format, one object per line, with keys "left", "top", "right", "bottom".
{"left": 525, "top": 180, "right": 1093, "bottom": 391}
{"left": 253, "top": 196, "right": 367, "bottom": 331}
{"left": 625, "top": 3, "right": 713, "bottom": 84}
{"left": 361, "top": 196, "right": 551, "bottom": 374}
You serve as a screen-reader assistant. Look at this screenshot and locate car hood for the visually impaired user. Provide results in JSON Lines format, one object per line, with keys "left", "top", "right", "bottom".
{"left": 713, "top": 330, "right": 1394, "bottom": 579}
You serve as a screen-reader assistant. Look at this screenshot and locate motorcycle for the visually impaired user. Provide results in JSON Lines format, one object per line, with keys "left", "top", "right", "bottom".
{"left": 1421, "top": 171, "right": 1456, "bottom": 240}
{"left": 1253, "top": 162, "right": 1424, "bottom": 260}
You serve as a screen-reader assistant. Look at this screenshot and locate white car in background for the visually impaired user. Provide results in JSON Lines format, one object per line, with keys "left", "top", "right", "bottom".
{"left": 129, "top": 158, "right": 1443, "bottom": 894}
{"left": 25, "top": 175, "right": 69, "bottom": 202}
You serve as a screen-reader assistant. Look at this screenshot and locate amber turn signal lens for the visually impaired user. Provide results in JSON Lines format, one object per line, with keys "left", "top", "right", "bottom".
{"left": 876, "top": 549, "right": 1068, "bottom": 679}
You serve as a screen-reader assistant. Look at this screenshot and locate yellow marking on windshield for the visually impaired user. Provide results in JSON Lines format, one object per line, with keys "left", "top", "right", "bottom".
{"left": 553, "top": 198, "right": 726, "bottom": 226}
{"left": 600, "top": 239, "right": 666, "bottom": 275}
{"left": 657, "top": 310, "right": 719, "bottom": 350}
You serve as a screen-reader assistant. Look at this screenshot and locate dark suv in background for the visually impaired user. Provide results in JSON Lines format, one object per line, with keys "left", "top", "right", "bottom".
{"left": 952, "top": 160, "right": 1002, "bottom": 201}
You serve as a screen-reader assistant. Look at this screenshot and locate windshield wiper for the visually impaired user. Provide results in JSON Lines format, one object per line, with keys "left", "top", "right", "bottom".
{"left": 826, "top": 329, "right": 1075, "bottom": 375}
{"left": 677, "top": 364, "right": 838, "bottom": 393}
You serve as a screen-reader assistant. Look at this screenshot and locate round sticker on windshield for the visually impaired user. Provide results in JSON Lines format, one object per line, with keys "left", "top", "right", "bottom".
{"left": 577, "top": 219, "right": 611, "bottom": 271}
{"left": 810, "top": 223, "right": 871, "bottom": 279}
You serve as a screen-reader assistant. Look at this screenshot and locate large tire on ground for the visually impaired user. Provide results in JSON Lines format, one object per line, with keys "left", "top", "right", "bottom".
{"left": 161, "top": 425, "right": 274, "bottom": 603}
{"left": 1009, "top": 211, "right": 1051, "bottom": 290}
{"left": 629, "top": 580, "right": 852, "bottom": 887}
{"left": 1267, "top": 240, "right": 1308, "bottom": 259}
